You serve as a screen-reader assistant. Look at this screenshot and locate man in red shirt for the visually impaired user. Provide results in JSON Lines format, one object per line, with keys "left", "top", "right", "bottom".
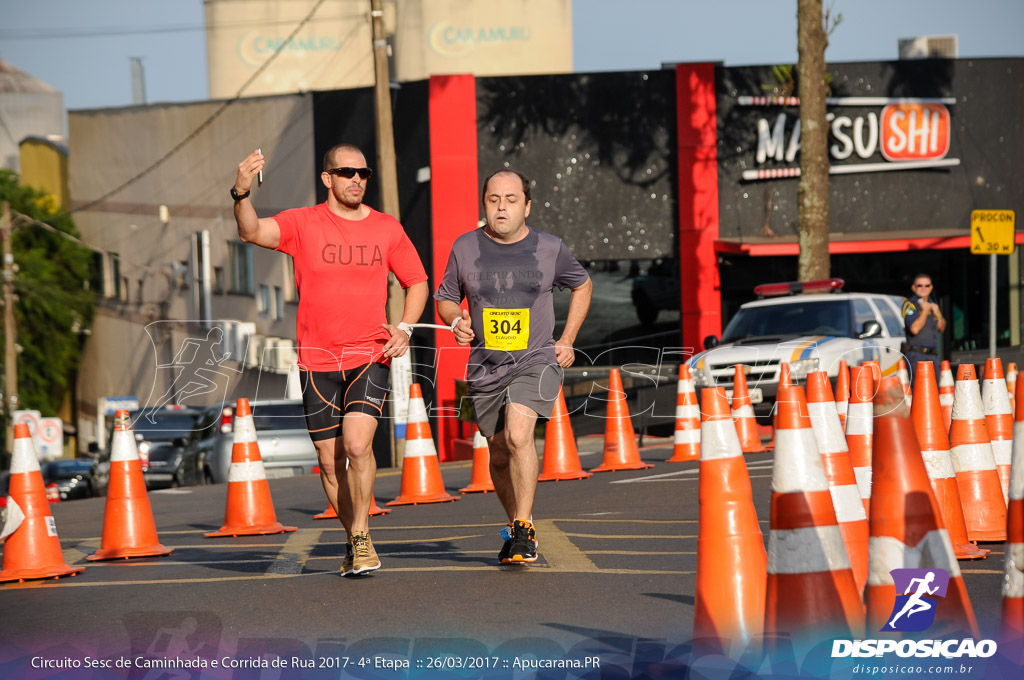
{"left": 232, "top": 144, "right": 428, "bottom": 576}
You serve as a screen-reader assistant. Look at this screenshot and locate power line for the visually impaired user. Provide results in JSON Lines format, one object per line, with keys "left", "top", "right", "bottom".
{"left": 64, "top": 0, "right": 333, "bottom": 220}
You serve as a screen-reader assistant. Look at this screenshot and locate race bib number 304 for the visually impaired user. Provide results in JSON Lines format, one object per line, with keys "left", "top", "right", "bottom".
{"left": 483, "top": 308, "right": 529, "bottom": 351}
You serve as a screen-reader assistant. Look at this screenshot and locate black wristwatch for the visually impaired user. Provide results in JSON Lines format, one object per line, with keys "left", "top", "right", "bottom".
{"left": 230, "top": 187, "right": 251, "bottom": 202}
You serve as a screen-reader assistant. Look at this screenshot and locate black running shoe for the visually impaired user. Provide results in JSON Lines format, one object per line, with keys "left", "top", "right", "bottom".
{"left": 497, "top": 523, "right": 514, "bottom": 564}
{"left": 505, "top": 519, "right": 538, "bottom": 564}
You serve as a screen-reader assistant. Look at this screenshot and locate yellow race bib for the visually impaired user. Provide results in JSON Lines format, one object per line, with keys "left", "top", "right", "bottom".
{"left": 483, "top": 308, "right": 529, "bottom": 351}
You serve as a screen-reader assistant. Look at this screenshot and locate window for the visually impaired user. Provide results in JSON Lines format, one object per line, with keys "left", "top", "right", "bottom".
{"left": 852, "top": 299, "right": 876, "bottom": 335}
{"left": 110, "top": 253, "right": 121, "bottom": 299}
{"left": 274, "top": 286, "right": 283, "bottom": 320}
{"left": 873, "top": 297, "right": 906, "bottom": 338}
{"left": 229, "top": 242, "right": 254, "bottom": 294}
{"left": 258, "top": 284, "right": 271, "bottom": 316}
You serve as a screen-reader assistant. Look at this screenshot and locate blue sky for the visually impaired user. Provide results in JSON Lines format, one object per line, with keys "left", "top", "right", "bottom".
{"left": 1, "top": 0, "right": 1022, "bottom": 110}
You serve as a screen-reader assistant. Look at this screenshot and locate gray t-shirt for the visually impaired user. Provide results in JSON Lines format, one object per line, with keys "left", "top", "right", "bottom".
{"left": 435, "top": 227, "right": 590, "bottom": 393}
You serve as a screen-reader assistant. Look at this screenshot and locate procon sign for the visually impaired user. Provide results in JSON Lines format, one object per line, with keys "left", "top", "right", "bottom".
{"left": 740, "top": 96, "right": 961, "bottom": 181}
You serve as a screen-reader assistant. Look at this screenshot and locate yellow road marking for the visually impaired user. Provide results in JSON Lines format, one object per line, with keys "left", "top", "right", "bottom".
{"left": 266, "top": 528, "right": 322, "bottom": 575}
{"left": 535, "top": 519, "right": 598, "bottom": 572}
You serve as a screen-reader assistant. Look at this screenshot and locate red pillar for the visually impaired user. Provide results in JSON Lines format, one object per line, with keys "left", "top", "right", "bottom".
{"left": 428, "top": 74, "right": 477, "bottom": 461}
{"left": 675, "top": 63, "right": 721, "bottom": 353}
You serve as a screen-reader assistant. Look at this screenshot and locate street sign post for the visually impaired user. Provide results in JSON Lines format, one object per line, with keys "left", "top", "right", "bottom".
{"left": 970, "top": 210, "right": 1016, "bottom": 358}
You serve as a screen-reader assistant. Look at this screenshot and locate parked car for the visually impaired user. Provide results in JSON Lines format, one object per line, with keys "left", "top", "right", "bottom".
{"left": 686, "top": 278, "right": 906, "bottom": 418}
{"left": 41, "top": 459, "right": 98, "bottom": 501}
{"left": 92, "top": 407, "right": 209, "bottom": 493}
{"left": 192, "top": 399, "right": 317, "bottom": 484}
{"left": 631, "top": 258, "right": 680, "bottom": 325}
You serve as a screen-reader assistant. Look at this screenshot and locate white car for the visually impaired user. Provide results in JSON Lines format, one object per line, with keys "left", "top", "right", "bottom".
{"left": 686, "top": 279, "right": 907, "bottom": 418}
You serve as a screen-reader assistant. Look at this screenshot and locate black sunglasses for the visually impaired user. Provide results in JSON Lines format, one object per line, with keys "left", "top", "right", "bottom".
{"left": 326, "top": 166, "right": 373, "bottom": 180}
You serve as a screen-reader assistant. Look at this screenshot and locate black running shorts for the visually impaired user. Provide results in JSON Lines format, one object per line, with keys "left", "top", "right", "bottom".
{"left": 299, "top": 363, "right": 390, "bottom": 441}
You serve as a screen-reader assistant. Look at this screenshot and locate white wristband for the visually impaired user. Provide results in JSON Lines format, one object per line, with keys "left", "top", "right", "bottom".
{"left": 397, "top": 322, "right": 413, "bottom": 338}
{"left": 450, "top": 317, "right": 461, "bottom": 332}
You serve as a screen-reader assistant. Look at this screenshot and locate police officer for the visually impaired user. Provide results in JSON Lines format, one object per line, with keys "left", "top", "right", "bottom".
{"left": 902, "top": 273, "right": 946, "bottom": 379}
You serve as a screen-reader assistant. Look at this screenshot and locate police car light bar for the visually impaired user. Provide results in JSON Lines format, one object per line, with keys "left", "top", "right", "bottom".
{"left": 754, "top": 278, "right": 845, "bottom": 298}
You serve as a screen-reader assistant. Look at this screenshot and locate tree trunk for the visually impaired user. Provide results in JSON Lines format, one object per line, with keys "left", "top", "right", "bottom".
{"left": 797, "top": 0, "right": 830, "bottom": 281}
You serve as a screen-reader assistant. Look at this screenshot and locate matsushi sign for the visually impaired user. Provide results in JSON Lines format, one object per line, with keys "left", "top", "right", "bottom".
{"left": 740, "top": 96, "right": 960, "bottom": 181}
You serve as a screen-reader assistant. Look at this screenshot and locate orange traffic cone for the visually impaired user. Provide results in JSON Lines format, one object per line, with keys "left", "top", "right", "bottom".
{"left": 0, "top": 424, "right": 84, "bottom": 582}
{"left": 538, "top": 387, "right": 592, "bottom": 481}
{"left": 863, "top": 359, "right": 882, "bottom": 384}
{"left": 591, "top": 368, "right": 653, "bottom": 472}
{"left": 939, "top": 361, "right": 956, "bottom": 432}
{"left": 88, "top": 411, "right": 173, "bottom": 560}
{"left": 982, "top": 357, "right": 1014, "bottom": 503}
{"left": 732, "top": 365, "right": 765, "bottom": 453}
{"left": 1002, "top": 375, "right": 1024, "bottom": 642}
{"left": 835, "top": 359, "right": 851, "bottom": 430}
{"left": 387, "top": 384, "right": 459, "bottom": 505}
{"left": 949, "top": 364, "right": 1007, "bottom": 542}
{"left": 667, "top": 364, "right": 701, "bottom": 463}
{"left": 911, "top": 361, "right": 989, "bottom": 560}
{"left": 865, "top": 378, "right": 980, "bottom": 638}
{"left": 205, "top": 399, "right": 298, "bottom": 537}
{"left": 846, "top": 366, "right": 875, "bottom": 517}
{"left": 693, "top": 386, "right": 766, "bottom": 655}
{"left": 765, "top": 385, "right": 865, "bottom": 647}
{"left": 806, "top": 371, "right": 869, "bottom": 595}
{"left": 314, "top": 495, "right": 391, "bottom": 519}
{"left": 897, "top": 359, "right": 913, "bottom": 407}
{"left": 460, "top": 427, "right": 496, "bottom": 493}
{"left": 1007, "top": 362, "right": 1018, "bottom": 419}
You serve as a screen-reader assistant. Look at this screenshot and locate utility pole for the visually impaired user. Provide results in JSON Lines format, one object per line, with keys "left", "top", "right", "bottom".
{"left": 370, "top": 0, "right": 406, "bottom": 467}
{"left": 1, "top": 202, "right": 18, "bottom": 455}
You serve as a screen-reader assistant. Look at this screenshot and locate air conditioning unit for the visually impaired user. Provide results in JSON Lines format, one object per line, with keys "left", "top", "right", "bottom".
{"left": 276, "top": 338, "right": 297, "bottom": 373}
{"left": 233, "top": 321, "right": 256, "bottom": 366}
{"left": 244, "top": 333, "right": 265, "bottom": 369}
{"left": 263, "top": 337, "right": 281, "bottom": 373}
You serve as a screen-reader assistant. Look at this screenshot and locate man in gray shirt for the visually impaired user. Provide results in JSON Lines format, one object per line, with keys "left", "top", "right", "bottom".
{"left": 435, "top": 169, "right": 592, "bottom": 565}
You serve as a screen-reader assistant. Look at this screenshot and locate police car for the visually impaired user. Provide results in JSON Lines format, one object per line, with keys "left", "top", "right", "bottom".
{"left": 687, "top": 279, "right": 906, "bottom": 418}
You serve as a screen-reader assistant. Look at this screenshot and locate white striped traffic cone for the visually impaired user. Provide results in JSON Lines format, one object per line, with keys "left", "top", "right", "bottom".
{"left": 949, "top": 364, "right": 1007, "bottom": 542}
{"left": 866, "top": 378, "right": 979, "bottom": 638}
{"left": 205, "top": 399, "right": 297, "bottom": 537}
{"left": 765, "top": 384, "right": 865, "bottom": 648}
{"left": 0, "top": 424, "right": 84, "bottom": 582}
{"left": 846, "top": 366, "right": 874, "bottom": 516}
{"left": 387, "top": 383, "right": 459, "bottom": 505}
{"left": 982, "top": 357, "right": 1014, "bottom": 504}
{"left": 806, "top": 371, "right": 869, "bottom": 595}
{"left": 668, "top": 364, "right": 701, "bottom": 462}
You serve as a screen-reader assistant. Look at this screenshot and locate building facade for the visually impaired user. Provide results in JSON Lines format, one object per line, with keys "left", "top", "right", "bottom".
{"left": 68, "top": 56, "right": 1024, "bottom": 458}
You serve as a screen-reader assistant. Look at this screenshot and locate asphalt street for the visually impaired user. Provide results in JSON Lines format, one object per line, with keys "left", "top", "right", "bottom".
{"left": 0, "top": 436, "right": 1012, "bottom": 679}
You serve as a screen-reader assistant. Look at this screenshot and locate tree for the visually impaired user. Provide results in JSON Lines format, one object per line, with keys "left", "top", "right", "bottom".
{"left": 796, "top": 0, "right": 833, "bottom": 281}
{"left": 0, "top": 170, "right": 97, "bottom": 416}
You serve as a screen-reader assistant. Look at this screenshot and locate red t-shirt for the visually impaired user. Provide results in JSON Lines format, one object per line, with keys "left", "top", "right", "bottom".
{"left": 275, "top": 203, "right": 427, "bottom": 371}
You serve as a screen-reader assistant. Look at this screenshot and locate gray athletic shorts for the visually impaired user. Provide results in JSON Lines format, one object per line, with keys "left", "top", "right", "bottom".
{"left": 469, "top": 363, "right": 564, "bottom": 437}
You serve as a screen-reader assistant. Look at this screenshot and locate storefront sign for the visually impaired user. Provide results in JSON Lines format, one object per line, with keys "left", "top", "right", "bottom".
{"left": 740, "top": 97, "right": 961, "bottom": 181}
